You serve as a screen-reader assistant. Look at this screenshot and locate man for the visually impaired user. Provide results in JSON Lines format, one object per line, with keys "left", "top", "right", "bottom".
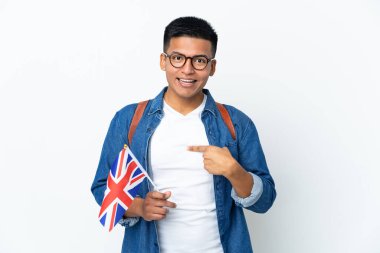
{"left": 91, "top": 16, "right": 276, "bottom": 253}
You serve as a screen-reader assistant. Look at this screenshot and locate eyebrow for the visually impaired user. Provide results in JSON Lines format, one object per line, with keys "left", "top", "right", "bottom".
{"left": 170, "top": 51, "right": 211, "bottom": 59}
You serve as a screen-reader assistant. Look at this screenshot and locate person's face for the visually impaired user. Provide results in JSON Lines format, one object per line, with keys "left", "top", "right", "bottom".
{"left": 160, "top": 36, "right": 216, "bottom": 103}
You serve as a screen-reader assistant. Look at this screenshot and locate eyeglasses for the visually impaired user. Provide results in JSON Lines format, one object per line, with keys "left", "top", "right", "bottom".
{"left": 163, "top": 52, "right": 214, "bottom": 70}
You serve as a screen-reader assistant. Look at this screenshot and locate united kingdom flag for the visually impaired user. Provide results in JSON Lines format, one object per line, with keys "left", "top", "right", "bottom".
{"left": 98, "top": 145, "right": 148, "bottom": 231}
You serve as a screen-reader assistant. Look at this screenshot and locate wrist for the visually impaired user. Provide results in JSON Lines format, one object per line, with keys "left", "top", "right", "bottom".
{"left": 135, "top": 197, "right": 144, "bottom": 218}
{"left": 124, "top": 197, "right": 144, "bottom": 218}
{"left": 224, "top": 159, "right": 244, "bottom": 179}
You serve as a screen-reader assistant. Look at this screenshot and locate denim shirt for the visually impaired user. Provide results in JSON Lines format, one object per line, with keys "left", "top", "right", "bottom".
{"left": 91, "top": 87, "right": 276, "bottom": 253}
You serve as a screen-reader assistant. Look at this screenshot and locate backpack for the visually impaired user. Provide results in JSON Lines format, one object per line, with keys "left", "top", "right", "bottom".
{"left": 128, "top": 100, "right": 236, "bottom": 145}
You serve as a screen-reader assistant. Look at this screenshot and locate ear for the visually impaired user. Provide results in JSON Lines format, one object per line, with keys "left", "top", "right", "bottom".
{"left": 209, "top": 59, "right": 217, "bottom": 76}
{"left": 160, "top": 53, "right": 166, "bottom": 71}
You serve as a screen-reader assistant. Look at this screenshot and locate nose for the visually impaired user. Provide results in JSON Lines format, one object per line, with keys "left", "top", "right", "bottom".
{"left": 181, "top": 58, "right": 195, "bottom": 74}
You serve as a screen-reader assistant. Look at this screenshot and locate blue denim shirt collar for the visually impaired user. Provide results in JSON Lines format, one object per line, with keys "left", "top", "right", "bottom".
{"left": 148, "top": 86, "right": 218, "bottom": 118}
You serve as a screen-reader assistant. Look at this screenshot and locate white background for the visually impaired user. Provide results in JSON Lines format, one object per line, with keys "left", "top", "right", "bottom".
{"left": 1, "top": 0, "right": 379, "bottom": 252}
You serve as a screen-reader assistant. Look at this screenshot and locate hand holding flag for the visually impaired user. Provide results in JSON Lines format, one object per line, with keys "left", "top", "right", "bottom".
{"left": 98, "top": 144, "right": 156, "bottom": 231}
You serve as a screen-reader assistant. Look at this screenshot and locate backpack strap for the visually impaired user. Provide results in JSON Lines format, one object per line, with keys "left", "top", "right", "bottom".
{"left": 216, "top": 102, "right": 236, "bottom": 140}
{"left": 128, "top": 100, "right": 149, "bottom": 145}
{"left": 128, "top": 100, "right": 236, "bottom": 144}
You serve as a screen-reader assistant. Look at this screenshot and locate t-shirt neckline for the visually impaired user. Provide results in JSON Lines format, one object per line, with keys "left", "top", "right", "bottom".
{"left": 163, "top": 95, "right": 207, "bottom": 118}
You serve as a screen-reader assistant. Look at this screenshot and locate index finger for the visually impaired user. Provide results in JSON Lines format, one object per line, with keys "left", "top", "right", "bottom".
{"left": 187, "top": 145, "right": 209, "bottom": 153}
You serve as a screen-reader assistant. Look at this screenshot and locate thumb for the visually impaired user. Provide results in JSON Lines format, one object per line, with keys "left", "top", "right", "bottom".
{"left": 163, "top": 191, "right": 171, "bottom": 199}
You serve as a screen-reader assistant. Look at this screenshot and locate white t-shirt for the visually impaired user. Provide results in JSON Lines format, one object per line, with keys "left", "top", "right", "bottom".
{"left": 150, "top": 95, "right": 224, "bottom": 253}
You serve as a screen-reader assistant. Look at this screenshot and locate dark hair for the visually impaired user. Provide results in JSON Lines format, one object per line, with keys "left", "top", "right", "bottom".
{"left": 163, "top": 16, "right": 218, "bottom": 57}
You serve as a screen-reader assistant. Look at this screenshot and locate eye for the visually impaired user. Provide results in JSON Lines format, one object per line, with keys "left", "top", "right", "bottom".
{"left": 194, "top": 57, "right": 207, "bottom": 64}
{"left": 171, "top": 54, "right": 184, "bottom": 62}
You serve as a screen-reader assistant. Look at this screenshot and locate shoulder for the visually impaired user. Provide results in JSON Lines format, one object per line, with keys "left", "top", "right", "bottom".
{"left": 220, "top": 103, "right": 259, "bottom": 138}
{"left": 114, "top": 100, "right": 153, "bottom": 124}
{"left": 221, "top": 104, "right": 254, "bottom": 126}
{"left": 109, "top": 102, "right": 141, "bottom": 128}
{"left": 117, "top": 103, "right": 139, "bottom": 117}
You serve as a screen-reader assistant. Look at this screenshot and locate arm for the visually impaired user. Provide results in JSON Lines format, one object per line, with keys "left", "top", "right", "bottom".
{"left": 91, "top": 112, "right": 126, "bottom": 207}
{"left": 188, "top": 145, "right": 254, "bottom": 197}
{"left": 236, "top": 119, "right": 276, "bottom": 213}
{"left": 90, "top": 111, "right": 176, "bottom": 227}
{"left": 91, "top": 111, "right": 142, "bottom": 227}
{"left": 188, "top": 120, "right": 276, "bottom": 213}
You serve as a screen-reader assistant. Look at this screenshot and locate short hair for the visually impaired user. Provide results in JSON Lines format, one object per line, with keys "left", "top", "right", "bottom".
{"left": 163, "top": 16, "right": 218, "bottom": 57}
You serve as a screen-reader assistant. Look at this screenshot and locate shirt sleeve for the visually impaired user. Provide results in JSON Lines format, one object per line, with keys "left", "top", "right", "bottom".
{"left": 231, "top": 172, "right": 263, "bottom": 208}
{"left": 118, "top": 217, "right": 140, "bottom": 227}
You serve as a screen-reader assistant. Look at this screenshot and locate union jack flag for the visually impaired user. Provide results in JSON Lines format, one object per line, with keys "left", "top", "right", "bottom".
{"left": 98, "top": 145, "right": 148, "bottom": 231}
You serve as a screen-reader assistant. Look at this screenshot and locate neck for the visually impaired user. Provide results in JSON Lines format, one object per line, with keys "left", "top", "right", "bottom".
{"left": 164, "top": 91, "right": 204, "bottom": 115}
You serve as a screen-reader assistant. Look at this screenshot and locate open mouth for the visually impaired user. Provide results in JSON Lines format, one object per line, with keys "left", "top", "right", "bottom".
{"left": 177, "top": 78, "right": 197, "bottom": 86}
